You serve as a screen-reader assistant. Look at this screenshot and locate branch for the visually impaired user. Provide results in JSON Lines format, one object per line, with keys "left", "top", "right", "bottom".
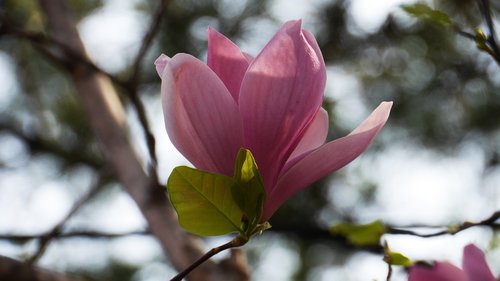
{"left": 0, "top": 14, "right": 126, "bottom": 89}
{"left": 0, "top": 14, "right": 158, "bottom": 173}
{"left": 0, "top": 119, "right": 104, "bottom": 168}
{"left": 34, "top": 1, "right": 247, "bottom": 280}
{"left": 0, "top": 230, "right": 251, "bottom": 281}
{"left": 124, "top": 0, "right": 170, "bottom": 171}
{"left": 27, "top": 173, "right": 109, "bottom": 264}
{"left": 478, "top": 0, "right": 500, "bottom": 64}
{"left": 130, "top": 0, "right": 168, "bottom": 81}
{"left": 387, "top": 210, "right": 500, "bottom": 238}
{"left": 0, "top": 230, "right": 150, "bottom": 241}
{"left": 170, "top": 236, "right": 247, "bottom": 281}
{"left": 0, "top": 255, "right": 86, "bottom": 281}
{"left": 3, "top": 211, "right": 496, "bottom": 246}
{"left": 454, "top": 27, "right": 477, "bottom": 41}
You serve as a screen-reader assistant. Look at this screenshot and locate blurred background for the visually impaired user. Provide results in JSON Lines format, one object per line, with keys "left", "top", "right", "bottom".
{"left": 0, "top": 0, "right": 499, "bottom": 280}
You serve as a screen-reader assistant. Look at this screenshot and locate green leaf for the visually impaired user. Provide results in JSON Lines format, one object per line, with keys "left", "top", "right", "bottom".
{"left": 330, "top": 220, "right": 386, "bottom": 246}
{"left": 232, "top": 148, "right": 266, "bottom": 235}
{"left": 167, "top": 166, "right": 243, "bottom": 236}
{"left": 384, "top": 251, "right": 413, "bottom": 266}
{"left": 402, "top": 4, "right": 453, "bottom": 27}
{"left": 474, "top": 28, "right": 492, "bottom": 53}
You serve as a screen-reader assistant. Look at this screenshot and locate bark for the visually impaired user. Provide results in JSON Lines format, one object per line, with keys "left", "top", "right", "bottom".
{"left": 0, "top": 255, "right": 86, "bottom": 281}
{"left": 35, "top": 1, "right": 249, "bottom": 280}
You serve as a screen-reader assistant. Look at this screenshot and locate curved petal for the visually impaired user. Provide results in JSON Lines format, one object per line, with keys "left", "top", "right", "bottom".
{"left": 239, "top": 20, "right": 326, "bottom": 191}
{"left": 263, "top": 102, "right": 392, "bottom": 220}
{"left": 408, "top": 262, "right": 467, "bottom": 281}
{"left": 155, "top": 53, "right": 170, "bottom": 77}
{"left": 463, "top": 244, "right": 496, "bottom": 281}
{"left": 207, "top": 27, "right": 250, "bottom": 103}
{"left": 160, "top": 53, "right": 244, "bottom": 176}
{"left": 288, "top": 107, "right": 329, "bottom": 161}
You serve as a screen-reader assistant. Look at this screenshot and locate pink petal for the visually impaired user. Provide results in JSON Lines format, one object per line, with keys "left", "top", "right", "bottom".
{"left": 207, "top": 27, "right": 250, "bottom": 103}
{"left": 242, "top": 52, "right": 254, "bottom": 62}
{"left": 160, "top": 53, "right": 244, "bottom": 176}
{"left": 463, "top": 244, "right": 496, "bottom": 281}
{"left": 263, "top": 102, "right": 392, "bottom": 220}
{"left": 239, "top": 20, "right": 326, "bottom": 192}
{"left": 408, "top": 262, "right": 468, "bottom": 281}
{"left": 155, "top": 53, "right": 170, "bottom": 77}
{"left": 288, "top": 107, "right": 329, "bottom": 160}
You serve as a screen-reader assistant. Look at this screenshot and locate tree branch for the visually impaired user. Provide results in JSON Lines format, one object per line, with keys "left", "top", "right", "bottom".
{"left": 0, "top": 255, "right": 86, "bottom": 281}
{"left": 122, "top": 0, "right": 170, "bottom": 171}
{"left": 387, "top": 210, "right": 500, "bottom": 238}
{"left": 478, "top": 0, "right": 500, "bottom": 64}
{"left": 27, "top": 172, "right": 110, "bottom": 264}
{"left": 170, "top": 236, "right": 247, "bottom": 281}
{"left": 1, "top": 13, "right": 157, "bottom": 173}
{"left": 0, "top": 231, "right": 150, "bottom": 241}
{"left": 0, "top": 15, "right": 126, "bottom": 88}
{"left": 130, "top": 0, "right": 169, "bottom": 81}
{"left": 34, "top": 1, "right": 247, "bottom": 280}
{"left": 0, "top": 119, "right": 104, "bottom": 168}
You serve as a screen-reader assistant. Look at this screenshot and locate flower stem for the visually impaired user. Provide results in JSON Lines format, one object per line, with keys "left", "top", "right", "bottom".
{"left": 169, "top": 236, "right": 248, "bottom": 281}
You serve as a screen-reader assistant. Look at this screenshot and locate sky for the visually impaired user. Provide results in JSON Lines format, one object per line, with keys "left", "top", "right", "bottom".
{"left": 0, "top": 0, "right": 498, "bottom": 280}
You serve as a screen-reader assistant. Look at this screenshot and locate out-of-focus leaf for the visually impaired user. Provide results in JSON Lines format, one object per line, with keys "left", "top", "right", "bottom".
{"left": 167, "top": 166, "right": 243, "bottom": 236}
{"left": 402, "top": 4, "right": 453, "bottom": 27}
{"left": 330, "top": 220, "right": 385, "bottom": 246}
{"left": 384, "top": 251, "right": 413, "bottom": 266}
{"left": 474, "top": 28, "right": 494, "bottom": 55}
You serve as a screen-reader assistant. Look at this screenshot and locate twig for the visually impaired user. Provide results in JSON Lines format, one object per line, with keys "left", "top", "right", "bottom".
{"left": 386, "top": 262, "right": 392, "bottom": 281}
{"left": 0, "top": 230, "right": 150, "bottom": 241}
{"left": 26, "top": 173, "right": 110, "bottom": 264}
{"left": 0, "top": 14, "right": 126, "bottom": 88}
{"left": 130, "top": 0, "right": 168, "bottom": 80}
{"left": 169, "top": 236, "right": 247, "bottom": 281}
{"left": 125, "top": 0, "right": 169, "bottom": 170}
{"left": 478, "top": 0, "right": 500, "bottom": 64}
{"left": 454, "top": 27, "right": 477, "bottom": 41}
{"left": 387, "top": 210, "right": 500, "bottom": 238}
{"left": 0, "top": 119, "right": 104, "bottom": 168}
{"left": 0, "top": 14, "right": 159, "bottom": 173}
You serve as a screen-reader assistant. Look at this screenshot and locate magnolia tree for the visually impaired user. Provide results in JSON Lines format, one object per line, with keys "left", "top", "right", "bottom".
{"left": 0, "top": 0, "right": 498, "bottom": 281}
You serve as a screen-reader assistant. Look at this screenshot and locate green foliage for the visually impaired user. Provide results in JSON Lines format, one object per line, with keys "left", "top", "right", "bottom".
{"left": 67, "top": 0, "right": 103, "bottom": 19}
{"left": 167, "top": 166, "right": 244, "bottom": 236}
{"left": 383, "top": 242, "right": 413, "bottom": 267}
{"left": 167, "top": 149, "right": 268, "bottom": 237}
{"left": 330, "top": 220, "right": 386, "bottom": 246}
{"left": 3, "top": 0, "right": 44, "bottom": 30}
{"left": 384, "top": 251, "right": 413, "bottom": 266}
{"left": 4, "top": 0, "right": 102, "bottom": 29}
{"left": 402, "top": 4, "right": 453, "bottom": 27}
{"left": 474, "top": 27, "right": 496, "bottom": 57}
{"left": 384, "top": 242, "right": 413, "bottom": 267}
{"left": 232, "top": 148, "right": 266, "bottom": 235}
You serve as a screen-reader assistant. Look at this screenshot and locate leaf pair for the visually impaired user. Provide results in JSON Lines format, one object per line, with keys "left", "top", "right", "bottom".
{"left": 167, "top": 149, "right": 267, "bottom": 238}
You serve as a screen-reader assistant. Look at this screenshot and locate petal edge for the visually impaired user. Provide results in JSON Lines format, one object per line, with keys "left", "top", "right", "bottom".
{"left": 263, "top": 102, "right": 392, "bottom": 220}
{"left": 207, "top": 27, "right": 250, "bottom": 103}
{"left": 161, "top": 53, "right": 244, "bottom": 176}
{"left": 239, "top": 20, "right": 326, "bottom": 192}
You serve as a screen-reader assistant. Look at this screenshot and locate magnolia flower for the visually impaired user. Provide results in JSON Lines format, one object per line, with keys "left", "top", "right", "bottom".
{"left": 155, "top": 20, "right": 392, "bottom": 221}
{"left": 408, "top": 244, "right": 497, "bottom": 281}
